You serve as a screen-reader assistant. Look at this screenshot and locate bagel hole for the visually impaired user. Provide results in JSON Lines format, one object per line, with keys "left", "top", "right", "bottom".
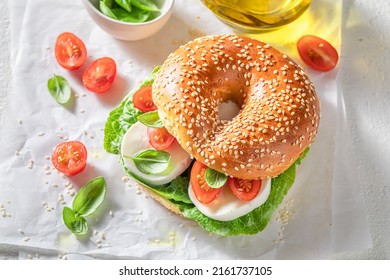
{"left": 218, "top": 100, "right": 240, "bottom": 121}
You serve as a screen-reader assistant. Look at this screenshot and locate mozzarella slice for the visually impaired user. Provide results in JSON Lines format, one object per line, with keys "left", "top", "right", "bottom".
{"left": 188, "top": 178, "right": 271, "bottom": 221}
{"left": 121, "top": 121, "right": 192, "bottom": 186}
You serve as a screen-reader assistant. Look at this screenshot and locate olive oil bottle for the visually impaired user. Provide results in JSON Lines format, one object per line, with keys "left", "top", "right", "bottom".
{"left": 201, "top": 0, "right": 312, "bottom": 33}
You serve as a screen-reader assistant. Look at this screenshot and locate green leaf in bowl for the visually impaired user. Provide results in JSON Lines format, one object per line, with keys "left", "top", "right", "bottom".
{"left": 131, "top": 0, "right": 160, "bottom": 12}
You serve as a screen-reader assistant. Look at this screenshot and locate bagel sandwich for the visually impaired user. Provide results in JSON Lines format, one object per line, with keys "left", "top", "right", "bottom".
{"left": 103, "top": 35, "right": 319, "bottom": 236}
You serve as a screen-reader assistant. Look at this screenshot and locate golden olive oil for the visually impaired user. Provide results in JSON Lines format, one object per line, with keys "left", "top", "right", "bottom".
{"left": 201, "top": 0, "right": 312, "bottom": 33}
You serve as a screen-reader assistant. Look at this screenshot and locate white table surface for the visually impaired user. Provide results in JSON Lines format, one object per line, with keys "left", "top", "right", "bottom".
{"left": 1, "top": 0, "right": 389, "bottom": 260}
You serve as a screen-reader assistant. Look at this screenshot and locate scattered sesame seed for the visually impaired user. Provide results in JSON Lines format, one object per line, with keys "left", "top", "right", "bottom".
{"left": 27, "top": 159, "right": 34, "bottom": 169}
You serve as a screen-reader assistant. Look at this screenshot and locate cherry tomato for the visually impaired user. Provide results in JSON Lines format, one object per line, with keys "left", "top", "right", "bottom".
{"left": 148, "top": 127, "right": 176, "bottom": 151}
{"left": 51, "top": 141, "right": 87, "bottom": 176}
{"left": 297, "top": 35, "right": 339, "bottom": 72}
{"left": 55, "top": 32, "right": 87, "bottom": 70}
{"left": 228, "top": 177, "right": 262, "bottom": 201}
{"left": 190, "top": 161, "right": 223, "bottom": 204}
{"left": 82, "top": 57, "right": 116, "bottom": 93}
{"left": 132, "top": 85, "right": 157, "bottom": 112}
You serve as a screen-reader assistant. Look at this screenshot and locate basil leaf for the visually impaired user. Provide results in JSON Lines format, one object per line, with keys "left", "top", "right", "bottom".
{"left": 126, "top": 149, "right": 170, "bottom": 175}
{"left": 72, "top": 177, "right": 107, "bottom": 217}
{"left": 205, "top": 167, "right": 228, "bottom": 188}
{"left": 62, "top": 207, "right": 89, "bottom": 236}
{"left": 131, "top": 0, "right": 160, "bottom": 12}
{"left": 100, "top": 0, "right": 118, "bottom": 19}
{"left": 111, "top": 6, "right": 151, "bottom": 23}
{"left": 114, "top": 0, "right": 132, "bottom": 12}
{"left": 47, "top": 74, "right": 71, "bottom": 104}
{"left": 137, "top": 111, "right": 164, "bottom": 128}
{"left": 103, "top": 0, "right": 116, "bottom": 8}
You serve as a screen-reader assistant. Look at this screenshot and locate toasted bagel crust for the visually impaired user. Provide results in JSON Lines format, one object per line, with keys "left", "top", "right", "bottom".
{"left": 152, "top": 35, "right": 320, "bottom": 179}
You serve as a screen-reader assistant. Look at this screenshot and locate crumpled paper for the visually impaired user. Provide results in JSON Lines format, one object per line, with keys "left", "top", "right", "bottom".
{"left": 0, "top": 0, "right": 371, "bottom": 259}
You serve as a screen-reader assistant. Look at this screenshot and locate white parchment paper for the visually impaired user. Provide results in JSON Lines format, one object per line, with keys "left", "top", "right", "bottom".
{"left": 0, "top": 0, "right": 371, "bottom": 259}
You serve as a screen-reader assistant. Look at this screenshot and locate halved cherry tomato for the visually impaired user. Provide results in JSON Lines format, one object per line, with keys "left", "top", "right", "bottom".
{"left": 55, "top": 32, "right": 87, "bottom": 70}
{"left": 190, "top": 161, "right": 223, "bottom": 204}
{"left": 297, "top": 35, "right": 339, "bottom": 72}
{"left": 82, "top": 57, "right": 116, "bottom": 93}
{"left": 51, "top": 141, "right": 87, "bottom": 176}
{"left": 228, "top": 177, "right": 262, "bottom": 201}
{"left": 148, "top": 127, "right": 176, "bottom": 150}
{"left": 132, "top": 85, "right": 157, "bottom": 112}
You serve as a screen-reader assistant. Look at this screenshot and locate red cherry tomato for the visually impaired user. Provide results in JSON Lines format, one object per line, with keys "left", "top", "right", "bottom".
{"left": 297, "top": 35, "right": 339, "bottom": 72}
{"left": 132, "top": 85, "right": 157, "bottom": 112}
{"left": 190, "top": 161, "right": 223, "bottom": 204}
{"left": 82, "top": 57, "right": 116, "bottom": 93}
{"left": 148, "top": 127, "right": 176, "bottom": 151}
{"left": 227, "top": 177, "right": 262, "bottom": 201}
{"left": 51, "top": 141, "right": 87, "bottom": 176}
{"left": 55, "top": 32, "right": 87, "bottom": 70}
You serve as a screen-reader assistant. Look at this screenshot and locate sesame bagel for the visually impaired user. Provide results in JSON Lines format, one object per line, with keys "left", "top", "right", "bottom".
{"left": 152, "top": 34, "right": 320, "bottom": 180}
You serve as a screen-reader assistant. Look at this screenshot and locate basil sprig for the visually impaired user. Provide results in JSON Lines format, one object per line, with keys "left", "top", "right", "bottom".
{"left": 62, "top": 177, "right": 107, "bottom": 236}
{"left": 47, "top": 74, "right": 72, "bottom": 104}
{"left": 125, "top": 149, "right": 170, "bottom": 175}
{"left": 137, "top": 111, "right": 164, "bottom": 128}
{"left": 205, "top": 167, "right": 228, "bottom": 189}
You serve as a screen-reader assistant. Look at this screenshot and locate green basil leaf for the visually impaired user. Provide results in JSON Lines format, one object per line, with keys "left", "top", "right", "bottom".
{"left": 205, "top": 167, "right": 228, "bottom": 188}
{"left": 111, "top": 6, "right": 151, "bottom": 22}
{"left": 47, "top": 74, "right": 71, "bottom": 104}
{"left": 103, "top": 0, "right": 116, "bottom": 8}
{"left": 100, "top": 0, "right": 118, "bottom": 19}
{"left": 114, "top": 0, "right": 132, "bottom": 12}
{"left": 72, "top": 177, "right": 107, "bottom": 217}
{"left": 137, "top": 111, "right": 164, "bottom": 128}
{"left": 62, "top": 207, "right": 89, "bottom": 236}
{"left": 126, "top": 149, "right": 170, "bottom": 175}
{"left": 130, "top": 0, "right": 160, "bottom": 12}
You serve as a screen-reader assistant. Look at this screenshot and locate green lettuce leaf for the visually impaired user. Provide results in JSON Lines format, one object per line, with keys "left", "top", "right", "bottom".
{"left": 103, "top": 67, "right": 310, "bottom": 236}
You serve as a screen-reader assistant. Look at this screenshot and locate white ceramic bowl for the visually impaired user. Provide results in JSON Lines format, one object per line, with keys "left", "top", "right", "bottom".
{"left": 81, "top": 0, "right": 174, "bottom": 41}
